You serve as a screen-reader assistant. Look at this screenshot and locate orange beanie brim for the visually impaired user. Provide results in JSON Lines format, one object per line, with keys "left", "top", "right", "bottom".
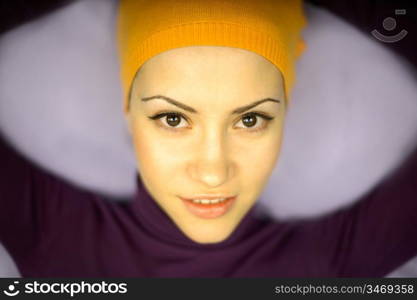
{"left": 117, "top": 0, "right": 307, "bottom": 112}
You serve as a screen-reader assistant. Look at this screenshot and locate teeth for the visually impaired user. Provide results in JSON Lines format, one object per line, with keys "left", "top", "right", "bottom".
{"left": 191, "top": 198, "right": 227, "bottom": 204}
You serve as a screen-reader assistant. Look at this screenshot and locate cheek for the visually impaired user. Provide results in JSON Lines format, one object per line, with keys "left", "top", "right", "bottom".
{"left": 131, "top": 123, "right": 187, "bottom": 181}
{"left": 233, "top": 131, "right": 283, "bottom": 187}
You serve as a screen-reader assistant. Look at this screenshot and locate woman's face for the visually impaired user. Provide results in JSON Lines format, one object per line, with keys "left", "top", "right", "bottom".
{"left": 127, "top": 46, "right": 286, "bottom": 244}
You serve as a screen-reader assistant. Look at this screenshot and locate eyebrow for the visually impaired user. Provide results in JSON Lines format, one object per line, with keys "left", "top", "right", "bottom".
{"left": 141, "top": 95, "right": 281, "bottom": 114}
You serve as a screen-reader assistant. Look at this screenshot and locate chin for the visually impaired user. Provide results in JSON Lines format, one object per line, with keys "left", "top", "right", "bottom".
{"left": 189, "top": 233, "right": 229, "bottom": 245}
{"left": 183, "top": 221, "right": 237, "bottom": 244}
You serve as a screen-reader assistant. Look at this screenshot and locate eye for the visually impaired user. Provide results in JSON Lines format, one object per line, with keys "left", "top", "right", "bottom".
{"left": 148, "top": 112, "right": 190, "bottom": 129}
{"left": 234, "top": 112, "right": 273, "bottom": 131}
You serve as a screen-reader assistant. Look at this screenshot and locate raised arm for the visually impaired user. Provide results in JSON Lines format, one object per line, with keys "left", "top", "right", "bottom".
{"left": 299, "top": 0, "right": 417, "bottom": 277}
{"left": 0, "top": 0, "right": 83, "bottom": 261}
{"left": 0, "top": 131, "right": 70, "bottom": 261}
{"left": 297, "top": 144, "right": 417, "bottom": 276}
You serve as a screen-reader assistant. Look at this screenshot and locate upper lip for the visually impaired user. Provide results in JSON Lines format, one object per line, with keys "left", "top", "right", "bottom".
{"left": 179, "top": 195, "right": 236, "bottom": 200}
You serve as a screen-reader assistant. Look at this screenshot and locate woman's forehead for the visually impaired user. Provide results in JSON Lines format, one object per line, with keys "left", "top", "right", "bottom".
{"left": 139, "top": 46, "right": 281, "bottom": 75}
{"left": 132, "top": 46, "right": 284, "bottom": 104}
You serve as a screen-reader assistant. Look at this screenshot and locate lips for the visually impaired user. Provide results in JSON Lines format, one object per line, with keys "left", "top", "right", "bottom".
{"left": 180, "top": 196, "right": 237, "bottom": 219}
{"left": 181, "top": 195, "right": 233, "bottom": 200}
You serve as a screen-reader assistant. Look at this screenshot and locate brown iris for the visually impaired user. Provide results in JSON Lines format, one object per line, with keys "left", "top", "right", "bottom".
{"left": 166, "top": 113, "right": 181, "bottom": 127}
{"left": 242, "top": 114, "right": 257, "bottom": 127}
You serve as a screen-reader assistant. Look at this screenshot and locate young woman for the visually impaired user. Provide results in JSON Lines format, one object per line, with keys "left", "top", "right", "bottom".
{"left": 0, "top": 0, "right": 416, "bottom": 277}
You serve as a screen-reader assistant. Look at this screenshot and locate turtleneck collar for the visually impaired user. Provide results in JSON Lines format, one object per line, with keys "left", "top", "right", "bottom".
{"left": 131, "top": 174, "right": 269, "bottom": 250}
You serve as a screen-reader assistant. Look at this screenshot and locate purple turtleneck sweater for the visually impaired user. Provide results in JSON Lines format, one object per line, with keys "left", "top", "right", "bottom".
{"left": 1, "top": 131, "right": 417, "bottom": 277}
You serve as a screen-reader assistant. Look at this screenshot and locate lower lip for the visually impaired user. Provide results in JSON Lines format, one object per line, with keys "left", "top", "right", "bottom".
{"left": 181, "top": 197, "right": 237, "bottom": 219}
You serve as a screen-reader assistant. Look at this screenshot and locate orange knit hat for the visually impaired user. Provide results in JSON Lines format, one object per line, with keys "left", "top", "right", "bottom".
{"left": 117, "top": 0, "right": 307, "bottom": 112}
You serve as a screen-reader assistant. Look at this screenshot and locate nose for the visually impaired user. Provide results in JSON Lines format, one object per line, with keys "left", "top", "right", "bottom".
{"left": 188, "top": 130, "right": 233, "bottom": 188}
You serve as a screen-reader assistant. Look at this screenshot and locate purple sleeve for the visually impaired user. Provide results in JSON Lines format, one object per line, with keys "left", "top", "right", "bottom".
{"left": 299, "top": 145, "right": 417, "bottom": 276}
{"left": 0, "top": 133, "right": 73, "bottom": 259}
{"left": 304, "top": 0, "right": 417, "bottom": 278}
